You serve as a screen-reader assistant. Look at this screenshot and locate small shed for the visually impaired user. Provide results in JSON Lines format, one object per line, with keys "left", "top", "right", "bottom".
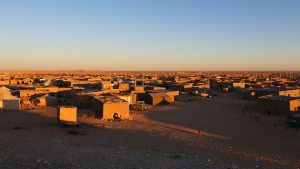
{"left": 93, "top": 96, "right": 129, "bottom": 120}
{"left": 0, "top": 86, "right": 20, "bottom": 110}
{"left": 57, "top": 106, "right": 77, "bottom": 123}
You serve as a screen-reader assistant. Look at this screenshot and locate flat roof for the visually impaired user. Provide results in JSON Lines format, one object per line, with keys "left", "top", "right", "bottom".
{"left": 259, "top": 95, "right": 300, "bottom": 101}
{"left": 93, "top": 96, "right": 127, "bottom": 104}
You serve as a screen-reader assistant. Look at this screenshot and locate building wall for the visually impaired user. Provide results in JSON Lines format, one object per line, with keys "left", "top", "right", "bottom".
{"left": 233, "top": 82, "right": 246, "bottom": 89}
{"left": 101, "top": 83, "right": 113, "bottom": 90}
{"left": 58, "top": 107, "right": 77, "bottom": 123}
{"left": 0, "top": 80, "right": 10, "bottom": 86}
{"left": 93, "top": 101, "right": 104, "bottom": 118}
{"left": 166, "top": 91, "right": 180, "bottom": 97}
{"left": 119, "top": 83, "right": 130, "bottom": 91}
{"left": 0, "top": 100, "right": 20, "bottom": 110}
{"left": 75, "top": 95, "right": 93, "bottom": 108}
{"left": 257, "top": 98, "right": 300, "bottom": 115}
{"left": 101, "top": 103, "right": 129, "bottom": 120}
{"left": 278, "top": 89, "right": 300, "bottom": 97}
{"left": 145, "top": 86, "right": 166, "bottom": 91}
{"left": 147, "top": 94, "right": 174, "bottom": 105}
{"left": 290, "top": 100, "right": 300, "bottom": 112}
{"left": 134, "top": 86, "right": 144, "bottom": 91}
{"left": 131, "top": 93, "right": 137, "bottom": 105}
{"left": 18, "top": 90, "right": 42, "bottom": 98}
{"left": 93, "top": 99, "right": 129, "bottom": 120}
{"left": 38, "top": 97, "right": 57, "bottom": 106}
{"left": 151, "top": 95, "right": 163, "bottom": 105}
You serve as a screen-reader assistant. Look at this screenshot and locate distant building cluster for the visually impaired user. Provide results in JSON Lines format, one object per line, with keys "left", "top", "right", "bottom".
{"left": 0, "top": 71, "right": 299, "bottom": 120}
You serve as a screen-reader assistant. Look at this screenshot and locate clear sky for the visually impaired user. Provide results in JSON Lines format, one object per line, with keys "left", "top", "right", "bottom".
{"left": 0, "top": 0, "right": 299, "bottom": 71}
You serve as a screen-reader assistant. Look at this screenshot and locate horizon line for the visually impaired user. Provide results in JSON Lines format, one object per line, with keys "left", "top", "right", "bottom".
{"left": 0, "top": 70, "right": 300, "bottom": 72}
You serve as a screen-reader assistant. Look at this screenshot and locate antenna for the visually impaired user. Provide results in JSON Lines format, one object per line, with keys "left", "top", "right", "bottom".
{"left": 280, "top": 72, "right": 281, "bottom": 79}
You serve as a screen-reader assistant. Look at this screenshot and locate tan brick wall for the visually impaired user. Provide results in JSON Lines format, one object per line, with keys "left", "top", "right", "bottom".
{"left": 58, "top": 106, "right": 77, "bottom": 123}
{"left": 102, "top": 103, "right": 129, "bottom": 120}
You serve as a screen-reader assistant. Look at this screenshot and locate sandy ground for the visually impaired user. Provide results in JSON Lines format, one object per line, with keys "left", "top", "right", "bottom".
{"left": 0, "top": 93, "right": 300, "bottom": 169}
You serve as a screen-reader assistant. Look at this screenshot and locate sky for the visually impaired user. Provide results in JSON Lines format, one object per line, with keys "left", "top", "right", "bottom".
{"left": 0, "top": 0, "right": 299, "bottom": 71}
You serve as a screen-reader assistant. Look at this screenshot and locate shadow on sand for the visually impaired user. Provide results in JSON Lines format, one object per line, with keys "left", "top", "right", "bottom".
{"left": 0, "top": 109, "right": 299, "bottom": 169}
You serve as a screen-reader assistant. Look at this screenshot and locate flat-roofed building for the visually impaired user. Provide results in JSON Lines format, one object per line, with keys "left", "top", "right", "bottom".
{"left": 233, "top": 82, "right": 246, "bottom": 90}
{"left": 93, "top": 96, "right": 129, "bottom": 120}
{"left": 33, "top": 94, "right": 57, "bottom": 106}
{"left": 278, "top": 89, "right": 300, "bottom": 98}
{"left": 143, "top": 90, "right": 179, "bottom": 105}
{"left": 257, "top": 95, "right": 300, "bottom": 115}
{"left": 57, "top": 106, "right": 77, "bottom": 123}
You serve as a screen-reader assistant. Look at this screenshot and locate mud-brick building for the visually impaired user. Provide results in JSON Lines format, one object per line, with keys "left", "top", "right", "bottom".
{"left": 100, "top": 82, "right": 114, "bottom": 90}
{"left": 170, "top": 83, "right": 193, "bottom": 92}
{"left": 74, "top": 93, "right": 94, "bottom": 109}
{"left": 257, "top": 95, "right": 300, "bottom": 115}
{"left": 143, "top": 90, "right": 179, "bottom": 105}
{"left": 33, "top": 94, "right": 57, "bottom": 106}
{"left": 57, "top": 106, "right": 77, "bottom": 123}
{"left": 232, "top": 82, "right": 246, "bottom": 91}
{"left": 92, "top": 96, "right": 129, "bottom": 120}
{"left": 278, "top": 89, "right": 300, "bottom": 98}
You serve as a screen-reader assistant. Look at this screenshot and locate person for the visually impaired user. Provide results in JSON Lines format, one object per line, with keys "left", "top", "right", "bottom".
{"left": 113, "top": 113, "right": 120, "bottom": 120}
{"left": 198, "top": 129, "right": 202, "bottom": 136}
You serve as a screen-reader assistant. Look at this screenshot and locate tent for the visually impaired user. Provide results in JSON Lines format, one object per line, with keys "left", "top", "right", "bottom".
{"left": 0, "top": 86, "right": 12, "bottom": 95}
{"left": 0, "top": 86, "right": 20, "bottom": 110}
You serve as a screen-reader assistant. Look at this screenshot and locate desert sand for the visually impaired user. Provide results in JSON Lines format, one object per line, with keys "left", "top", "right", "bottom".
{"left": 0, "top": 93, "right": 299, "bottom": 169}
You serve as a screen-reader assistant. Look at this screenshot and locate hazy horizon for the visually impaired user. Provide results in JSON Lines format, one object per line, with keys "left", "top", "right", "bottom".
{"left": 1, "top": 0, "right": 299, "bottom": 71}
{"left": 1, "top": 69, "right": 300, "bottom": 72}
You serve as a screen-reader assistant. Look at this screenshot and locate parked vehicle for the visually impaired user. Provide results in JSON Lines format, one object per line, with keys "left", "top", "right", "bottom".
{"left": 286, "top": 114, "right": 300, "bottom": 127}
{"left": 130, "top": 101, "right": 146, "bottom": 111}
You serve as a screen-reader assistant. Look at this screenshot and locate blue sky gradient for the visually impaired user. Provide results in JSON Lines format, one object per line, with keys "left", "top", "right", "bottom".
{"left": 0, "top": 0, "right": 299, "bottom": 71}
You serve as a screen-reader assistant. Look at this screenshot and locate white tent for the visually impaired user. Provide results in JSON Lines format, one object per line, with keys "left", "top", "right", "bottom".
{"left": 0, "top": 86, "right": 12, "bottom": 95}
{"left": 0, "top": 87, "right": 20, "bottom": 110}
